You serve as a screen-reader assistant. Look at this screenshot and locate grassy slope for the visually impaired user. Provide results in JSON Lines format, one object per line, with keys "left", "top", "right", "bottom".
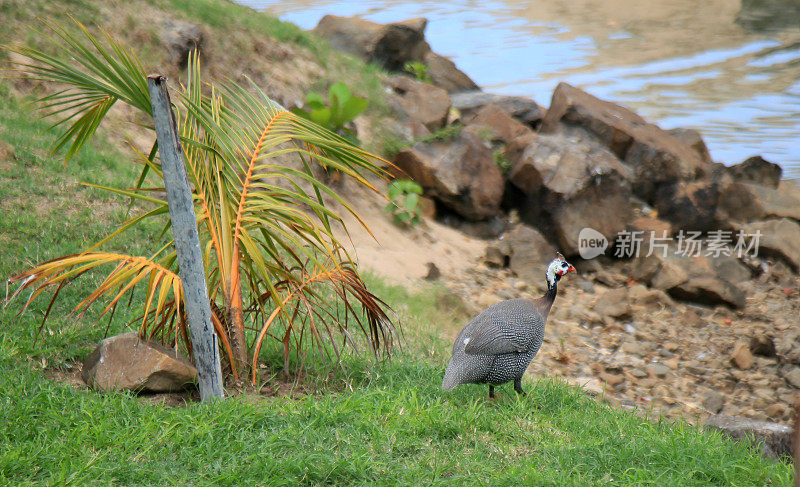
{"left": 0, "top": 1, "right": 793, "bottom": 485}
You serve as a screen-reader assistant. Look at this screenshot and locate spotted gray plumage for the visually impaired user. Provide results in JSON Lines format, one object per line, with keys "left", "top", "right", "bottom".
{"left": 442, "top": 256, "right": 574, "bottom": 398}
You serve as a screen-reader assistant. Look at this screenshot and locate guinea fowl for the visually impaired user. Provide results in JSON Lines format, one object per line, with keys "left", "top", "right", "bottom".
{"left": 442, "top": 254, "right": 575, "bottom": 398}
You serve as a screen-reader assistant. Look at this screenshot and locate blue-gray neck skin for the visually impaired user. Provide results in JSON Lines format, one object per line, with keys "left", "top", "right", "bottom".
{"left": 544, "top": 273, "right": 560, "bottom": 305}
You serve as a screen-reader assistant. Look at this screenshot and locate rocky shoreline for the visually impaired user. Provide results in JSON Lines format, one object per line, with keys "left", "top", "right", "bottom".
{"left": 311, "top": 15, "right": 800, "bottom": 431}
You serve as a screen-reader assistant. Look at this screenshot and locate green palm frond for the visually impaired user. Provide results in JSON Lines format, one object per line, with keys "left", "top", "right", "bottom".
{"left": 6, "top": 17, "right": 151, "bottom": 160}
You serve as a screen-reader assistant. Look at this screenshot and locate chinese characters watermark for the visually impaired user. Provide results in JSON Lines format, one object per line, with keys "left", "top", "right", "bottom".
{"left": 578, "top": 228, "right": 761, "bottom": 260}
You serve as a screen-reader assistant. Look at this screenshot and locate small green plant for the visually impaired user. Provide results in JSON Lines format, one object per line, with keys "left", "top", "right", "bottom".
{"left": 292, "top": 82, "right": 368, "bottom": 143}
{"left": 420, "top": 123, "right": 462, "bottom": 143}
{"left": 382, "top": 124, "right": 463, "bottom": 158}
{"left": 383, "top": 135, "right": 409, "bottom": 158}
{"left": 403, "top": 61, "right": 431, "bottom": 83}
{"left": 494, "top": 147, "right": 512, "bottom": 174}
{"left": 384, "top": 179, "right": 423, "bottom": 226}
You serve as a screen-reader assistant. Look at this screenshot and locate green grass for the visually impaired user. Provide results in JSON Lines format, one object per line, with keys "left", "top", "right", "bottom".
{"left": 1, "top": 358, "right": 791, "bottom": 486}
{"left": 0, "top": 3, "right": 794, "bottom": 485}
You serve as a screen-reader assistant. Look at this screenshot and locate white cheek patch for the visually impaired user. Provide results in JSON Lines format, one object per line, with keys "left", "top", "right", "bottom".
{"left": 463, "top": 337, "right": 471, "bottom": 346}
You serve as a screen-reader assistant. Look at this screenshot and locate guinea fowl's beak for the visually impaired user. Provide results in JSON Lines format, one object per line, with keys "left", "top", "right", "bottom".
{"left": 567, "top": 264, "right": 576, "bottom": 274}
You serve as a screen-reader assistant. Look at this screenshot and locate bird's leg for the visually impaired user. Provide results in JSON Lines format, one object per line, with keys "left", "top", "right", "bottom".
{"left": 489, "top": 385, "right": 495, "bottom": 399}
{"left": 514, "top": 377, "right": 526, "bottom": 396}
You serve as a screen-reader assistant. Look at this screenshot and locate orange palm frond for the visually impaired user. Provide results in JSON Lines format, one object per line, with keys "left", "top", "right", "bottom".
{"left": 6, "top": 252, "right": 187, "bottom": 347}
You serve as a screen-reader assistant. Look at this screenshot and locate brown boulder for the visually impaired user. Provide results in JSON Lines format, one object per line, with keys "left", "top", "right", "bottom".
{"left": 730, "top": 341, "right": 754, "bottom": 369}
{"left": 422, "top": 51, "right": 479, "bottom": 93}
{"left": 654, "top": 179, "right": 726, "bottom": 232}
{"left": 504, "top": 224, "right": 556, "bottom": 286}
{"left": 313, "top": 15, "right": 429, "bottom": 71}
{"left": 482, "top": 224, "right": 556, "bottom": 287}
{"left": 392, "top": 126, "right": 504, "bottom": 220}
{"left": 596, "top": 287, "right": 631, "bottom": 319}
{"left": 627, "top": 215, "right": 672, "bottom": 237}
{"left": 667, "top": 128, "right": 712, "bottom": 165}
{"left": 710, "top": 252, "right": 753, "bottom": 283}
{"left": 450, "top": 91, "right": 543, "bottom": 127}
{"left": 705, "top": 415, "right": 793, "bottom": 458}
{"left": 313, "top": 16, "right": 477, "bottom": 92}
{"left": 627, "top": 284, "right": 674, "bottom": 307}
{"left": 728, "top": 156, "right": 782, "bottom": 188}
{"left": 741, "top": 218, "right": 800, "bottom": 270}
{"left": 82, "top": 332, "right": 197, "bottom": 392}
{"left": 161, "top": 19, "right": 205, "bottom": 68}
{"left": 550, "top": 179, "right": 637, "bottom": 257}
{"left": 670, "top": 277, "right": 745, "bottom": 309}
{"left": 716, "top": 182, "right": 800, "bottom": 224}
{"left": 541, "top": 83, "right": 709, "bottom": 200}
{"left": 387, "top": 76, "right": 451, "bottom": 131}
{"left": 464, "top": 104, "right": 532, "bottom": 145}
{"left": 633, "top": 246, "right": 747, "bottom": 308}
{"left": 507, "top": 132, "right": 633, "bottom": 199}
{"left": 506, "top": 132, "right": 637, "bottom": 255}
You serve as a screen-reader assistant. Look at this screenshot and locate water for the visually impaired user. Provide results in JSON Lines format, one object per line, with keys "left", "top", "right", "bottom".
{"left": 237, "top": 0, "right": 800, "bottom": 177}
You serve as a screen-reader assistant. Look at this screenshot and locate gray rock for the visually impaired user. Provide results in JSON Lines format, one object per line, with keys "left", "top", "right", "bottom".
{"left": 450, "top": 91, "right": 543, "bottom": 127}
{"left": 703, "top": 392, "right": 725, "bottom": 413}
{"left": 647, "top": 363, "right": 670, "bottom": 378}
{"left": 576, "top": 279, "right": 595, "bottom": 293}
{"left": 710, "top": 254, "right": 753, "bottom": 284}
{"left": 507, "top": 132, "right": 633, "bottom": 199}
{"left": 705, "top": 414, "right": 793, "bottom": 458}
{"left": 783, "top": 366, "right": 800, "bottom": 389}
{"left": 728, "top": 156, "right": 782, "bottom": 188}
{"left": 670, "top": 276, "right": 746, "bottom": 309}
{"left": 82, "top": 332, "right": 197, "bottom": 392}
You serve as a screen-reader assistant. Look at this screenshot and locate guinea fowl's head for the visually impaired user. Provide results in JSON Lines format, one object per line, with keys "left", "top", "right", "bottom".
{"left": 545, "top": 253, "right": 576, "bottom": 289}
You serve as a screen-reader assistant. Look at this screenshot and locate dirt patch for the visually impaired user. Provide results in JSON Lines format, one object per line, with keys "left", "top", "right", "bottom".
{"left": 333, "top": 180, "right": 487, "bottom": 289}
{"left": 44, "top": 363, "right": 87, "bottom": 390}
{"left": 42, "top": 361, "right": 321, "bottom": 406}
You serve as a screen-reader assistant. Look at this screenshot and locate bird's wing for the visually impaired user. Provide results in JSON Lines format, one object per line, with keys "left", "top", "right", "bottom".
{"left": 462, "top": 300, "right": 543, "bottom": 356}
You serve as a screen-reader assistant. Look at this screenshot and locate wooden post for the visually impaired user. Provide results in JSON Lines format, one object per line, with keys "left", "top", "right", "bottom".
{"left": 147, "top": 74, "right": 224, "bottom": 401}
